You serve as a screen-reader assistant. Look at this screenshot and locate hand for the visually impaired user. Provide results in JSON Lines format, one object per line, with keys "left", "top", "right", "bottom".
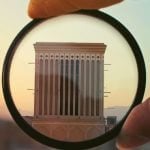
{"left": 28, "top": 0, "right": 123, "bottom": 18}
{"left": 117, "top": 98, "right": 150, "bottom": 149}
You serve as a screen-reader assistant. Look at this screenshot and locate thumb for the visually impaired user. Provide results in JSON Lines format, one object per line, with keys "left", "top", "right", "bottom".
{"left": 116, "top": 98, "right": 150, "bottom": 149}
{"left": 28, "top": 0, "right": 123, "bottom": 18}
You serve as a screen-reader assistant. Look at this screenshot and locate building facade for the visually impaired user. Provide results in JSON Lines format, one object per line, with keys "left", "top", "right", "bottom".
{"left": 32, "top": 42, "right": 107, "bottom": 141}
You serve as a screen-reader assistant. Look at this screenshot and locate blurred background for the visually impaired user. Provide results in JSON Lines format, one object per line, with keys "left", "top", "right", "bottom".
{"left": 0, "top": 0, "right": 150, "bottom": 149}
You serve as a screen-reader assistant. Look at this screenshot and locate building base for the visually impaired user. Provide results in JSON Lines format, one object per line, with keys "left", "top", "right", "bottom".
{"left": 32, "top": 117, "right": 105, "bottom": 142}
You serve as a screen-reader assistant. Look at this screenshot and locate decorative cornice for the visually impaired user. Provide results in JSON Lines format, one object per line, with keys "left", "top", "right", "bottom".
{"left": 34, "top": 42, "right": 106, "bottom": 53}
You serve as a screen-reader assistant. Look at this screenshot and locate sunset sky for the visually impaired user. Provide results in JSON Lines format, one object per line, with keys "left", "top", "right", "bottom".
{"left": 0, "top": 0, "right": 149, "bottom": 120}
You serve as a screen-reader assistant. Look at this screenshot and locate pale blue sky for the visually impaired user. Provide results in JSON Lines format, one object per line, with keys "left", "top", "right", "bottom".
{"left": 0, "top": 0, "right": 149, "bottom": 119}
{"left": 102, "top": 0, "right": 150, "bottom": 102}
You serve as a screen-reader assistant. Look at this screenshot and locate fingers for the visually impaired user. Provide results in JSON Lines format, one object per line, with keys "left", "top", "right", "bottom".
{"left": 28, "top": 0, "right": 123, "bottom": 18}
{"left": 28, "top": 0, "right": 78, "bottom": 18}
{"left": 69, "top": 0, "right": 123, "bottom": 9}
{"left": 117, "top": 98, "right": 150, "bottom": 149}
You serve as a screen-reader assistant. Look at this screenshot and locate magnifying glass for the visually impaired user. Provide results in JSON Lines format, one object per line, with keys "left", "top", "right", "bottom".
{"left": 2, "top": 10, "right": 146, "bottom": 149}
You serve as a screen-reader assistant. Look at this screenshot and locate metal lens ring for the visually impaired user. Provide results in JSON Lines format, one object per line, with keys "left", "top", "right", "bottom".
{"left": 2, "top": 10, "right": 146, "bottom": 149}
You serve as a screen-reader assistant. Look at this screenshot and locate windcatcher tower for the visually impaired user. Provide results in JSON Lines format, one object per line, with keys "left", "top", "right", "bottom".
{"left": 32, "top": 42, "right": 106, "bottom": 141}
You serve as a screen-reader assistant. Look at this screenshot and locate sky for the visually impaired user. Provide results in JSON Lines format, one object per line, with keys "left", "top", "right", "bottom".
{"left": 0, "top": 0, "right": 150, "bottom": 120}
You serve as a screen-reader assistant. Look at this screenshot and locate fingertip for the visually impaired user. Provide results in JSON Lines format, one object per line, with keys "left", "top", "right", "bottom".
{"left": 28, "top": 0, "right": 124, "bottom": 19}
{"left": 28, "top": 0, "right": 59, "bottom": 19}
{"left": 28, "top": 0, "right": 45, "bottom": 19}
{"left": 71, "top": 0, "right": 124, "bottom": 9}
{"left": 28, "top": 5, "right": 36, "bottom": 19}
{"left": 116, "top": 98, "right": 150, "bottom": 149}
{"left": 116, "top": 131, "right": 149, "bottom": 149}
{"left": 28, "top": 1, "right": 34, "bottom": 18}
{"left": 28, "top": 0, "right": 79, "bottom": 19}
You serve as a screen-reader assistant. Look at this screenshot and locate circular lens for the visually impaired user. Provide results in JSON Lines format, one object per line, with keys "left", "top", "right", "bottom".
{"left": 2, "top": 10, "right": 146, "bottom": 149}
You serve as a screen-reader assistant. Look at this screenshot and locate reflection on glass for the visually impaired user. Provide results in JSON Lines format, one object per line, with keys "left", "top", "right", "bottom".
{"left": 9, "top": 15, "right": 138, "bottom": 142}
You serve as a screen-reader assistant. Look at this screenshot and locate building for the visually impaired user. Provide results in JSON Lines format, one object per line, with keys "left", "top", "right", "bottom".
{"left": 105, "top": 116, "right": 117, "bottom": 132}
{"left": 32, "top": 42, "right": 107, "bottom": 141}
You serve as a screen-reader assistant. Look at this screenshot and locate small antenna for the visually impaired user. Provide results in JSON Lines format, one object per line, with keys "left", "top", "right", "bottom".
{"left": 27, "top": 89, "right": 34, "bottom": 91}
{"left": 104, "top": 64, "right": 111, "bottom": 65}
{"left": 28, "top": 62, "right": 35, "bottom": 64}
